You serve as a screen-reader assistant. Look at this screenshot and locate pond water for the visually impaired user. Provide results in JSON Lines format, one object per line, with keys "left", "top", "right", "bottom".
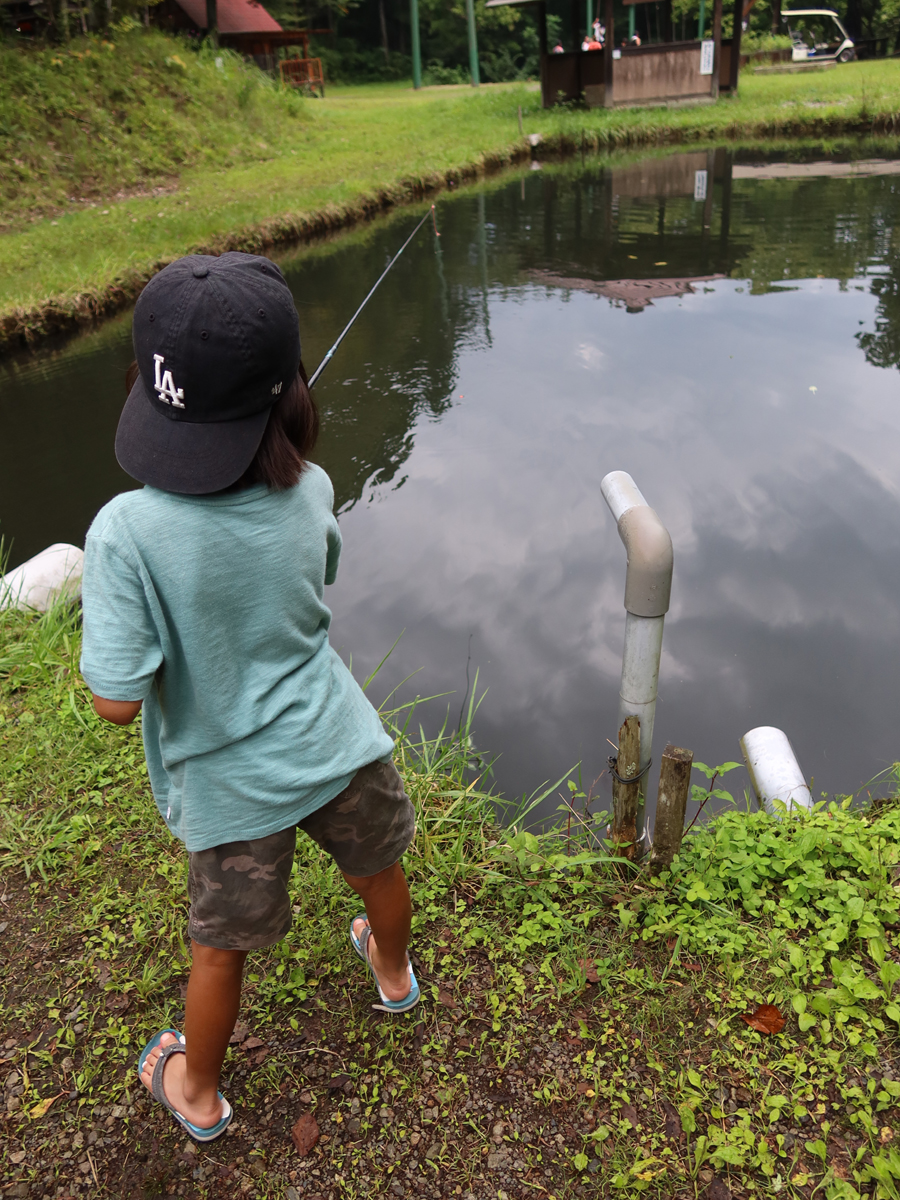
{"left": 3, "top": 145, "right": 900, "bottom": 818}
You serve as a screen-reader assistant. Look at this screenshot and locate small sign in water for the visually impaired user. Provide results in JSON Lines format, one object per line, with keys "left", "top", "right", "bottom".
{"left": 699, "top": 39, "right": 715, "bottom": 74}
{"left": 694, "top": 169, "right": 708, "bottom": 201}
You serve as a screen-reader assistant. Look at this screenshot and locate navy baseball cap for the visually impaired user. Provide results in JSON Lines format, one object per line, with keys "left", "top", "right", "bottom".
{"left": 116, "top": 252, "right": 301, "bottom": 494}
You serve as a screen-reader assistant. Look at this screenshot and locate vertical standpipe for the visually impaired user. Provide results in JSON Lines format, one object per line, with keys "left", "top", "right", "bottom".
{"left": 601, "top": 472, "right": 674, "bottom": 828}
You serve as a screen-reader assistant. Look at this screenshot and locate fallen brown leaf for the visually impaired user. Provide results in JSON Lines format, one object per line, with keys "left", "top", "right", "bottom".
{"left": 325, "top": 1074, "right": 349, "bottom": 1090}
{"left": 291, "top": 1111, "right": 320, "bottom": 1156}
{"left": 706, "top": 1178, "right": 732, "bottom": 1200}
{"left": 242, "top": 1036, "right": 265, "bottom": 1051}
{"left": 660, "top": 1097, "right": 683, "bottom": 1140}
{"left": 438, "top": 990, "right": 457, "bottom": 1008}
{"left": 619, "top": 1102, "right": 639, "bottom": 1129}
{"left": 251, "top": 1048, "right": 268, "bottom": 1065}
{"left": 682, "top": 962, "right": 702, "bottom": 972}
{"left": 740, "top": 1003, "right": 785, "bottom": 1034}
{"left": 105, "top": 993, "right": 131, "bottom": 1014}
{"left": 229, "top": 1022, "right": 248, "bottom": 1045}
{"left": 578, "top": 959, "right": 600, "bottom": 984}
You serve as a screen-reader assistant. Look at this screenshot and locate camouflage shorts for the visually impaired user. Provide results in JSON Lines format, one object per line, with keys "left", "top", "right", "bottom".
{"left": 186, "top": 760, "right": 415, "bottom": 951}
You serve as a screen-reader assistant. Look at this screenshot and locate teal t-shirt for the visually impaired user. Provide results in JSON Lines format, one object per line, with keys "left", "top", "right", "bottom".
{"left": 79, "top": 465, "right": 393, "bottom": 852}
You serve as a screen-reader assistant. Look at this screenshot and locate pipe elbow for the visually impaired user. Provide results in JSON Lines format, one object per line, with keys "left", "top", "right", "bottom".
{"left": 618, "top": 506, "right": 673, "bottom": 617}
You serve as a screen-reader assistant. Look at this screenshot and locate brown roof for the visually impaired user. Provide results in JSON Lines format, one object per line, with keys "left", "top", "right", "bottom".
{"left": 175, "top": 0, "right": 282, "bottom": 34}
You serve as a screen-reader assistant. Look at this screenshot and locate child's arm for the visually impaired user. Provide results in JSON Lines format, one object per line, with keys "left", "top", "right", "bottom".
{"left": 80, "top": 529, "right": 162, "bottom": 718}
{"left": 92, "top": 695, "right": 143, "bottom": 726}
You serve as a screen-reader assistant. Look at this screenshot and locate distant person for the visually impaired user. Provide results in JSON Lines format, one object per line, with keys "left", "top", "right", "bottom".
{"left": 593, "top": 17, "right": 604, "bottom": 41}
{"left": 81, "top": 253, "right": 419, "bottom": 1143}
{"left": 581, "top": 34, "right": 591, "bottom": 49}
{"left": 552, "top": 39, "right": 564, "bottom": 52}
{"left": 629, "top": 32, "right": 642, "bottom": 45}
{"left": 587, "top": 36, "right": 603, "bottom": 49}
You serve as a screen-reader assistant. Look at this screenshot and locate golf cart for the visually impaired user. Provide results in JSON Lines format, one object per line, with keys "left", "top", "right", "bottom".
{"left": 783, "top": 9, "right": 855, "bottom": 62}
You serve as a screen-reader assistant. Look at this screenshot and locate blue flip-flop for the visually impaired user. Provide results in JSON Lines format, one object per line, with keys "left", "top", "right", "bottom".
{"left": 137, "top": 1030, "right": 233, "bottom": 1142}
{"left": 350, "top": 914, "right": 420, "bottom": 1014}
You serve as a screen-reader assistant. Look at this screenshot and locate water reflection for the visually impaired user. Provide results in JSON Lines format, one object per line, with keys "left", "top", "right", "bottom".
{"left": 3, "top": 145, "right": 900, "bottom": 815}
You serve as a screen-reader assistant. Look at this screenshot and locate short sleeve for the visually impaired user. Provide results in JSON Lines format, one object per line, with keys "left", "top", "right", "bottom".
{"left": 80, "top": 534, "right": 163, "bottom": 701}
{"left": 325, "top": 515, "right": 342, "bottom": 586}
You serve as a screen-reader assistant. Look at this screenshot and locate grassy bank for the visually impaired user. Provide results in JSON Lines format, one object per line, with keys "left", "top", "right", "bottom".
{"left": 1, "top": 604, "right": 899, "bottom": 1199}
{"left": 3, "top": 30, "right": 900, "bottom": 350}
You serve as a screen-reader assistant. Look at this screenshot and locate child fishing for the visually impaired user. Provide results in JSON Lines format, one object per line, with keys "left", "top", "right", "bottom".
{"left": 80, "top": 251, "right": 419, "bottom": 1143}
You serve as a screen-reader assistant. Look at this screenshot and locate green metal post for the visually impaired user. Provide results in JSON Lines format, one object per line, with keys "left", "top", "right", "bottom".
{"left": 206, "top": 0, "right": 218, "bottom": 48}
{"left": 410, "top": 0, "right": 422, "bottom": 88}
{"left": 699, "top": 0, "right": 706, "bottom": 38}
{"left": 466, "top": 0, "right": 480, "bottom": 85}
{"left": 628, "top": 3, "right": 635, "bottom": 38}
{"left": 587, "top": 0, "right": 592, "bottom": 36}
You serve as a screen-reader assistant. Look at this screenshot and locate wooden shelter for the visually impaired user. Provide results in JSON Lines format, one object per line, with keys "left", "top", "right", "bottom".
{"left": 486, "top": 0, "right": 743, "bottom": 107}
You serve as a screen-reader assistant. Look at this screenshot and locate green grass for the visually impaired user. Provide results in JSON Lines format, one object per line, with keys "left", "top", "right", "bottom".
{"left": 2, "top": 29, "right": 900, "bottom": 345}
{"left": 1, "top": 602, "right": 899, "bottom": 1198}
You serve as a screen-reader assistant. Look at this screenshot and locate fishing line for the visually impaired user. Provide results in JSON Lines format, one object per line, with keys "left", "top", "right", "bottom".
{"left": 308, "top": 204, "right": 440, "bottom": 388}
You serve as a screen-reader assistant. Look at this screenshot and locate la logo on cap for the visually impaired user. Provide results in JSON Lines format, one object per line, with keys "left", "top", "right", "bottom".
{"left": 153, "top": 353, "right": 185, "bottom": 410}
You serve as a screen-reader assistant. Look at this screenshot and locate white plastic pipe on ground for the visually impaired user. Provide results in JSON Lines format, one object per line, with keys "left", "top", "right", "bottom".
{"left": 601, "top": 471, "right": 674, "bottom": 834}
{"left": 740, "top": 726, "right": 813, "bottom": 815}
{"left": 0, "top": 543, "right": 84, "bottom": 612}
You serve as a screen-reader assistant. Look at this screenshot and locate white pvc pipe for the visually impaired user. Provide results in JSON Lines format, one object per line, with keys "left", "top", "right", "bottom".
{"left": 0, "top": 543, "right": 84, "bottom": 612}
{"left": 740, "top": 726, "right": 813, "bottom": 815}
{"left": 619, "top": 611, "right": 664, "bottom": 771}
{"left": 602, "top": 472, "right": 674, "bottom": 843}
{"left": 601, "top": 471, "right": 648, "bottom": 522}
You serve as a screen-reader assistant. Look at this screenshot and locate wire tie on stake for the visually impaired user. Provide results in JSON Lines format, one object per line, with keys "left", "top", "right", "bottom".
{"left": 607, "top": 756, "right": 652, "bottom": 785}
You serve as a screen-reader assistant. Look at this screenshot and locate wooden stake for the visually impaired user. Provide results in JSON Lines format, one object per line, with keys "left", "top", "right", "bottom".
{"left": 611, "top": 715, "right": 641, "bottom": 861}
{"left": 649, "top": 743, "right": 693, "bottom": 876}
{"left": 518, "top": 105, "right": 524, "bottom": 136}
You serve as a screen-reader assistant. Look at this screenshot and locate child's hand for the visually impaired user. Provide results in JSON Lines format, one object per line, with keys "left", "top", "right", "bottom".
{"left": 92, "top": 695, "right": 143, "bottom": 726}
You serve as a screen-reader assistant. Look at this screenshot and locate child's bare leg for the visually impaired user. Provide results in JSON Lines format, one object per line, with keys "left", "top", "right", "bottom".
{"left": 139, "top": 943, "right": 247, "bottom": 1127}
{"left": 344, "top": 862, "right": 412, "bottom": 1002}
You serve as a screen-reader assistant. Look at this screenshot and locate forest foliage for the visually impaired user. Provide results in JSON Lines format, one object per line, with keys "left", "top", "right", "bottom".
{"left": 3, "top": 0, "right": 900, "bottom": 82}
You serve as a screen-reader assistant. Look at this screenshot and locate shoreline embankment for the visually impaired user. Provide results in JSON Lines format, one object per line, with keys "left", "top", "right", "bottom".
{"left": 6, "top": 114, "right": 900, "bottom": 357}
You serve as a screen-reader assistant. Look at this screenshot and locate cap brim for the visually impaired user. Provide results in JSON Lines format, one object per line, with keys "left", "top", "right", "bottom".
{"left": 115, "top": 376, "right": 271, "bottom": 495}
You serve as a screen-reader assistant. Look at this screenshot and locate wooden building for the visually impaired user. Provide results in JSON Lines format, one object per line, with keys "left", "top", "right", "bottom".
{"left": 486, "top": 0, "right": 743, "bottom": 108}
{"left": 151, "top": 0, "right": 321, "bottom": 70}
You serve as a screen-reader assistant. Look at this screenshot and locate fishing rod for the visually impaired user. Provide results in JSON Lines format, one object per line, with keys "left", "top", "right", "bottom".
{"left": 308, "top": 204, "right": 440, "bottom": 389}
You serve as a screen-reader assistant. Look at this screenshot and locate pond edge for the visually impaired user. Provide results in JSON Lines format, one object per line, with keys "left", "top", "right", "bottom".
{"left": 3, "top": 110, "right": 899, "bottom": 358}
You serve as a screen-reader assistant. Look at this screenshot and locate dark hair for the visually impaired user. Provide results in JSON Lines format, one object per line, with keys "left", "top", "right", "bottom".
{"left": 125, "top": 360, "right": 319, "bottom": 492}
